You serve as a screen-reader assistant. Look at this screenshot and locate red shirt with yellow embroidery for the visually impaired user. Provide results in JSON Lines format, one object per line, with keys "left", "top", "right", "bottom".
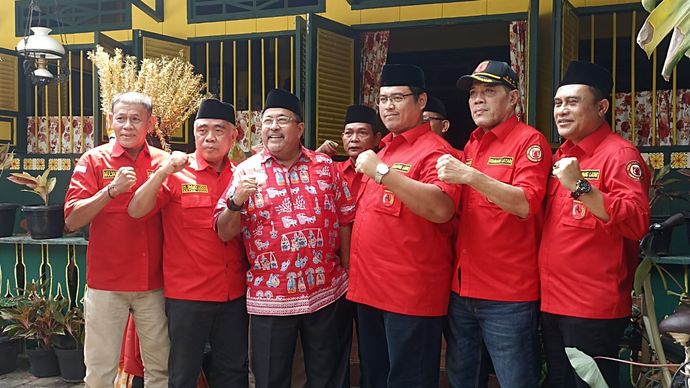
{"left": 539, "top": 123, "right": 650, "bottom": 319}
{"left": 213, "top": 147, "right": 355, "bottom": 316}
{"left": 347, "top": 122, "right": 461, "bottom": 316}
{"left": 455, "top": 115, "right": 551, "bottom": 302}
{"left": 64, "top": 142, "right": 168, "bottom": 291}
{"left": 158, "top": 151, "right": 247, "bottom": 302}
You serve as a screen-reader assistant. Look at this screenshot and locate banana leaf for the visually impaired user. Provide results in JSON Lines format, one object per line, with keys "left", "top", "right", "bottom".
{"left": 662, "top": 15, "right": 690, "bottom": 81}
{"left": 637, "top": 0, "right": 690, "bottom": 58}
{"left": 565, "top": 347, "right": 609, "bottom": 388}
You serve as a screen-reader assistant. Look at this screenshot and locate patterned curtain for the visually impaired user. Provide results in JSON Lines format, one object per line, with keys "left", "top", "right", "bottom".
{"left": 509, "top": 21, "right": 527, "bottom": 121}
{"left": 613, "top": 89, "right": 690, "bottom": 147}
{"left": 360, "top": 31, "right": 390, "bottom": 108}
{"left": 26, "top": 116, "right": 95, "bottom": 154}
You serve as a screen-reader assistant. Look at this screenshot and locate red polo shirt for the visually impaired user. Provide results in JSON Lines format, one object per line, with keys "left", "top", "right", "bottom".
{"left": 159, "top": 151, "right": 247, "bottom": 302}
{"left": 348, "top": 122, "right": 461, "bottom": 316}
{"left": 336, "top": 159, "right": 363, "bottom": 199}
{"left": 539, "top": 123, "right": 650, "bottom": 319}
{"left": 213, "top": 147, "right": 355, "bottom": 316}
{"left": 455, "top": 115, "right": 551, "bottom": 302}
{"left": 65, "top": 142, "right": 167, "bottom": 291}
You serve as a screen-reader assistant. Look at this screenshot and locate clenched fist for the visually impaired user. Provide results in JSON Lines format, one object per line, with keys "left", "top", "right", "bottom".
{"left": 551, "top": 157, "right": 583, "bottom": 192}
{"left": 159, "top": 151, "right": 190, "bottom": 177}
{"left": 110, "top": 166, "right": 137, "bottom": 197}
{"left": 355, "top": 150, "right": 383, "bottom": 179}
{"left": 436, "top": 154, "right": 475, "bottom": 184}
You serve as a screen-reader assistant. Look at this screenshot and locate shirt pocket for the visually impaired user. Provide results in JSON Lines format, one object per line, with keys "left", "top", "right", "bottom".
{"left": 103, "top": 192, "right": 130, "bottom": 213}
{"left": 477, "top": 167, "right": 513, "bottom": 208}
{"left": 181, "top": 195, "right": 214, "bottom": 229}
{"left": 373, "top": 188, "right": 402, "bottom": 217}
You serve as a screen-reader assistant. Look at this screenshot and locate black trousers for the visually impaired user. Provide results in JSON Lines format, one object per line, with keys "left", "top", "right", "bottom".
{"left": 166, "top": 297, "right": 249, "bottom": 388}
{"left": 541, "top": 312, "right": 628, "bottom": 388}
{"left": 250, "top": 296, "right": 353, "bottom": 388}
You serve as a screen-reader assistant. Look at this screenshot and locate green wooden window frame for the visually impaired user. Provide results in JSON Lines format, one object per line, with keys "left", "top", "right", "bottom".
{"left": 346, "top": 0, "right": 471, "bottom": 11}
{"left": 187, "top": 0, "right": 325, "bottom": 23}
{"left": 15, "top": 0, "right": 132, "bottom": 36}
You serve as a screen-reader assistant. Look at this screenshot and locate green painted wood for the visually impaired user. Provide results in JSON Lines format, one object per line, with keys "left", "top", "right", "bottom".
{"left": 347, "top": 0, "right": 468, "bottom": 10}
{"left": 527, "top": 0, "right": 538, "bottom": 127}
{"left": 187, "top": 0, "right": 324, "bottom": 23}
{"left": 15, "top": 0, "right": 132, "bottom": 36}
{"left": 132, "top": 0, "right": 164, "bottom": 22}
{"left": 351, "top": 12, "right": 527, "bottom": 31}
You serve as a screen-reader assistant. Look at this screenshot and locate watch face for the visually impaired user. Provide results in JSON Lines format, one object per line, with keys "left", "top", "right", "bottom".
{"left": 377, "top": 164, "right": 389, "bottom": 174}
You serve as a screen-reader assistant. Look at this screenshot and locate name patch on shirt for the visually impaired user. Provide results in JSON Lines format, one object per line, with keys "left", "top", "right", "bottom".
{"left": 391, "top": 163, "right": 411, "bottom": 173}
{"left": 182, "top": 183, "right": 209, "bottom": 194}
{"left": 581, "top": 169, "right": 601, "bottom": 180}
{"left": 487, "top": 156, "right": 513, "bottom": 166}
{"left": 102, "top": 169, "right": 117, "bottom": 179}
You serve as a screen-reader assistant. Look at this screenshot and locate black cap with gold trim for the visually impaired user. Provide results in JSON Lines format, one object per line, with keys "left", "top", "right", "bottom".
{"left": 456, "top": 60, "right": 518, "bottom": 91}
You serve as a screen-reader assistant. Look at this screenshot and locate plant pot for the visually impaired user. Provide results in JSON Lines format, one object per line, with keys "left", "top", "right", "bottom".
{"left": 26, "top": 347, "right": 60, "bottom": 377}
{"left": 21, "top": 204, "right": 64, "bottom": 239}
{"left": 0, "top": 336, "right": 19, "bottom": 375}
{"left": 651, "top": 216, "right": 674, "bottom": 256}
{"left": 55, "top": 348, "right": 85, "bottom": 383}
{"left": 0, "top": 203, "right": 18, "bottom": 237}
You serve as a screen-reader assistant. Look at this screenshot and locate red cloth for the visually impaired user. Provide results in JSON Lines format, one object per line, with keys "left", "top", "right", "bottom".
{"left": 336, "top": 159, "right": 364, "bottom": 200}
{"left": 214, "top": 147, "right": 355, "bottom": 316}
{"left": 454, "top": 115, "right": 552, "bottom": 302}
{"left": 347, "top": 122, "right": 461, "bottom": 316}
{"left": 121, "top": 315, "right": 144, "bottom": 377}
{"left": 159, "top": 151, "right": 247, "bottom": 301}
{"left": 64, "top": 142, "right": 167, "bottom": 291}
{"left": 539, "top": 123, "right": 650, "bottom": 319}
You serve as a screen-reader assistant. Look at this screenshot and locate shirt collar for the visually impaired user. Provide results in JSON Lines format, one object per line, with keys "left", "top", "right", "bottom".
{"left": 558, "top": 122, "right": 611, "bottom": 157}
{"left": 192, "top": 149, "right": 231, "bottom": 172}
{"left": 381, "top": 122, "right": 433, "bottom": 146}
{"left": 259, "top": 145, "right": 316, "bottom": 165}
{"left": 111, "top": 140, "right": 151, "bottom": 159}
{"left": 468, "top": 115, "right": 519, "bottom": 143}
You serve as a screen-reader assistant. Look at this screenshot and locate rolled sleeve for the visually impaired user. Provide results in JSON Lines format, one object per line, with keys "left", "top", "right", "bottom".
{"left": 511, "top": 134, "right": 552, "bottom": 219}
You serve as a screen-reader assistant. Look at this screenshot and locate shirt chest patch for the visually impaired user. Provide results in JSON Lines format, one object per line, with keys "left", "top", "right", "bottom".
{"left": 487, "top": 156, "right": 513, "bottom": 166}
{"left": 102, "top": 169, "right": 117, "bottom": 179}
{"left": 182, "top": 183, "right": 209, "bottom": 194}
{"left": 581, "top": 169, "right": 601, "bottom": 180}
{"left": 391, "top": 163, "right": 412, "bottom": 173}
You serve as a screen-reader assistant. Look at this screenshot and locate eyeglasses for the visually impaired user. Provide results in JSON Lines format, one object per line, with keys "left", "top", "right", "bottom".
{"left": 261, "top": 116, "right": 297, "bottom": 127}
{"left": 377, "top": 93, "right": 414, "bottom": 105}
{"left": 422, "top": 116, "right": 445, "bottom": 123}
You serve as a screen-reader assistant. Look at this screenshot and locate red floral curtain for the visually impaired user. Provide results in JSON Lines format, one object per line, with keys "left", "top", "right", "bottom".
{"left": 360, "top": 31, "right": 390, "bottom": 108}
{"left": 509, "top": 21, "right": 527, "bottom": 121}
{"left": 614, "top": 90, "right": 690, "bottom": 146}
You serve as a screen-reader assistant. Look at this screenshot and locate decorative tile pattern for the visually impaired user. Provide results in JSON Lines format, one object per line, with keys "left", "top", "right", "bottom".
{"left": 22, "top": 158, "right": 45, "bottom": 171}
{"left": 670, "top": 152, "right": 690, "bottom": 169}
{"left": 9, "top": 159, "right": 20, "bottom": 170}
{"left": 642, "top": 152, "right": 665, "bottom": 170}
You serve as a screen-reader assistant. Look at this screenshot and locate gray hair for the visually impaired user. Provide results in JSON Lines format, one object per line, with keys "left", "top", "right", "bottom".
{"left": 111, "top": 92, "right": 153, "bottom": 114}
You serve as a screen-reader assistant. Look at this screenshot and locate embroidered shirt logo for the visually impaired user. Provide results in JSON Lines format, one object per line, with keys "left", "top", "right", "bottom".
{"left": 102, "top": 169, "right": 117, "bottom": 179}
{"left": 626, "top": 161, "right": 643, "bottom": 181}
{"left": 391, "top": 163, "right": 411, "bottom": 173}
{"left": 526, "top": 145, "right": 543, "bottom": 163}
{"left": 581, "top": 170, "right": 601, "bottom": 180}
{"left": 182, "top": 183, "right": 209, "bottom": 194}
{"left": 487, "top": 156, "right": 513, "bottom": 166}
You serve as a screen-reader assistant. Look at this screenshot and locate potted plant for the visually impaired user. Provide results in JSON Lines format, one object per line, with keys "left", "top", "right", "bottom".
{"left": 0, "top": 281, "right": 67, "bottom": 377}
{"left": 54, "top": 306, "right": 85, "bottom": 382}
{"left": 0, "top": 143, "right": 18, "bottom": 237}
{"left": 7, "top": 168, "right": 64, "bottom": 239}
{"left": 0, "top": 297, "right": 20, "bottom": 375}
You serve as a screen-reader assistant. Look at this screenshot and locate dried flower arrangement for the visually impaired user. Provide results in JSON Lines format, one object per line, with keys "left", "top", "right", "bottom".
{"left": 88, "top": 46, "right": 207, "bottom": 151}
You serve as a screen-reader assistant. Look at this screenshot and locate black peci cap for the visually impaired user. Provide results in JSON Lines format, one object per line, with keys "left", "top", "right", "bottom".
{"left": 344, "top": 105, "right": 378, "bottom": 126}
{"left": 380, "top": 64, "right": 426, "bottom": 90}
{"left": 424, "top": 96, "right": 447, "bottom": 119}
{"left": 265, "top": 89, "right": 303, "bottom": 119}
{"left": 559, "top": 60, "right": 613, "bottom": 97}
{"left": 196, "top": 98, "right": 235, "bottom": 123}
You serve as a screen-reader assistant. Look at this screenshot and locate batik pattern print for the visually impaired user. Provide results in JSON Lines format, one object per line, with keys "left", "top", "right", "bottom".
{"left": 230, "top": 149, "right": 355, "bottom": 316}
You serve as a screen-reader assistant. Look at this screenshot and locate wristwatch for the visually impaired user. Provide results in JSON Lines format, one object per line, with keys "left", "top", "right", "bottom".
{"left": 570, "top": 179, "right": 592, "bottom": 199}
{"left": 227, "top": 196, "right": 244, "bottom": 211}
{"left": 374, "top": 163, "right": 390, "bottom": 184}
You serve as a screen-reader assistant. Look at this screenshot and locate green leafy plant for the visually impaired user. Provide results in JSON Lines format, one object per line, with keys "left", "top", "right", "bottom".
{"left": 0, "top": 281, "right": 67, "bottom": 349}
{"left": 7, "top": 169, "right": 57, "bottom": 206}
{"left": 648, "top": 161, "right": 690, "bottom": 209}
{"left": 0, "top": 144, "right": 14, "bottom": 177}
{"left": 60, "top": 307, "right": 84, "bottom": 349}
{"left": 638, "top": 0, "right": 690, "bottom": 80}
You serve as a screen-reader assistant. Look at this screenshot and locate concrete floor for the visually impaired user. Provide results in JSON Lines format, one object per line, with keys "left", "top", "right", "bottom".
{"left": 0, "top": 355, "right": 83, "bottom": 388}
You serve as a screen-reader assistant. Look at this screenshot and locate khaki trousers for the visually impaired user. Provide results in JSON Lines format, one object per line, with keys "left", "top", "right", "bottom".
{"left": 84, "top": 288, "right": 170, "bottom": 388}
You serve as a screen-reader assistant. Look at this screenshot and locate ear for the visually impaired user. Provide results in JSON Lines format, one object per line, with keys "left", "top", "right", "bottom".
{"left": 441, "top": 120, "right": 450, "bottom": 134}
{"left": 418, "top": 92, "right": 428, "bottom": 109}
{"left": 374, "top": 132, "right": 383, "bottom": 144}
{"left": 598, "top": 99, "right": 610, "bottom": 118}
{"left": 509, "top": 89, "right": 520, "bottom": 106}
{"left": 297, "top": 121, "right": 305, "bottom": 139}
{"left": 147, "top": 114, "right": 159, "bottom": 134}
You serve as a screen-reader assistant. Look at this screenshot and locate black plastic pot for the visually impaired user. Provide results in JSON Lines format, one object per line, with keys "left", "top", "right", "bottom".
{"left": 0, "top": 203, "right": 18, "bottom": 237}
{"left": 55, "top": 348, "right": 85, "bottom": 383}
{"left": 651, "top": 215, "right": 674, "bottom": 256}
{"left": 27, "top": 347, "right": 60, "bottom": 377}
{"left": 22, "top": 204, "right": 65, "bottom": 239}
{"left": 0, "top": 336, "right": 19, "bottom": 375}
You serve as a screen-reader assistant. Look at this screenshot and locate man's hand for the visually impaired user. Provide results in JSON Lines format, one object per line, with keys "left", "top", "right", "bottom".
{"left": 316, "top": 140, "right": 338, "bottom": 157}
{"left": 159, "top": 151, "right": 189, "bottom": 177}
{"left": 109, "top": 167, "right": 137, "bottom": 197}
{"left": 436, "top": 154, "right": 476, "bottom": 184}
{"left": 231, "top": 172, "right": 259, "bottom": 206}
{"left": 552, "top": 157, "right": 583, "bottom": 192}
{"left": 355, "top": 150, "right": 382, "bottom": 179}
